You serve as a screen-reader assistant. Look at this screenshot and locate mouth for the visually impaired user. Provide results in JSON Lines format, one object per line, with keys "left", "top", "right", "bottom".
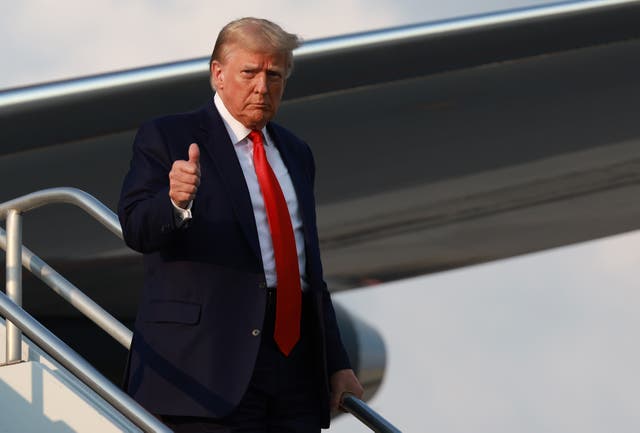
{"left": 249, "top": 102, "right": 271, "bottom": 110}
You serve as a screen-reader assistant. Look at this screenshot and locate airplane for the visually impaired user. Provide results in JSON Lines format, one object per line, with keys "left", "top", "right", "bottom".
{"left": 1, "top": 0, "right": 640, "bottom": 430}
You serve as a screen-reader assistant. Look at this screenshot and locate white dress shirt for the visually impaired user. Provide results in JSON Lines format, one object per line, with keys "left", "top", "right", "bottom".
{"left": 173, "top": 94, "right": 308, "bottom": 289}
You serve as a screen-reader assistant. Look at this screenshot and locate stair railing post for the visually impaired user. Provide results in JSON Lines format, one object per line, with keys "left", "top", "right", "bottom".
{"left": 5, "top": 209, "right": 23, "bottom": 363}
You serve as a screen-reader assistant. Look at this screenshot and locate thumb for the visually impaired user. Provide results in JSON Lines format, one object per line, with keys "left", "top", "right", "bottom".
{"left": 188, "top": 143, "right": 200, "bottom": 164}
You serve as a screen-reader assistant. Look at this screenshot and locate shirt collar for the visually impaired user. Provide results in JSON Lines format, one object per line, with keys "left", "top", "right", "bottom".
{"left": 214, "top": 93, "right": 269, "bottom": 146}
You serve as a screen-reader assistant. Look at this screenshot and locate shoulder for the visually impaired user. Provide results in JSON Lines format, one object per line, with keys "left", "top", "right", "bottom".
{"left": 133, "top": 105, "right": 208, "bottom": 155}
{"left": 268, "top": 122, "right": 317, "bottom": 181}
{"left": 268, "top": 122, "right": 313, "bottom": 157}
{"left": 142, "top": 105, "right": 205, "bottom": 135}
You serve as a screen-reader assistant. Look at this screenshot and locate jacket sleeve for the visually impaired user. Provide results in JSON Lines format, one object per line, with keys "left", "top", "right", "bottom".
{"left": 321, "top": 285, "right": 352, "bottom": 375}
{"left": 303, "top": 142, "right": 352, "bottom": 374}
{"left": 118, "top": 120, "right": 182, "bottom": 253}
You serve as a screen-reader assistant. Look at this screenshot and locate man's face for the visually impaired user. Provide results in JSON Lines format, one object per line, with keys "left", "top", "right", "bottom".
{"left": 211, "top": 44, "right": 287, "bottom": 130}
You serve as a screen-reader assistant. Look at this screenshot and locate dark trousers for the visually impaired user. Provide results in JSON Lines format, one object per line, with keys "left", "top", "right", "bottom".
{"left": 161, "top": 288, "right": 321, "bottom": 433}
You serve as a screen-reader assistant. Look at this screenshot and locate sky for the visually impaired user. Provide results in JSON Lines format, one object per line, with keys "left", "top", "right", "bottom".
{"left": 4, "top": 1, "right": 640, "bottom": 432}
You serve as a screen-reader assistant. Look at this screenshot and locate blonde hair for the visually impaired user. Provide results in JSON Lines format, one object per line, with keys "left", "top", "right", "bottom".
{"left": 210, "top": 17, "right": 301, "bottom": 79}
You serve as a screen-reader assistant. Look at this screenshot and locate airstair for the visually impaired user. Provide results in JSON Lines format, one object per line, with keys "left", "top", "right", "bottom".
{"left": 0, "top": 188, "right": 400, "bottom": 432}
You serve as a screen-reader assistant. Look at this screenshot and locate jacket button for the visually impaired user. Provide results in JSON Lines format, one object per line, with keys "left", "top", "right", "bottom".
{"left": 258, "top": 282, "right": 267, "bottom": 289}
{"left": 251, "top": 329, "right": 261, "bottom": 337}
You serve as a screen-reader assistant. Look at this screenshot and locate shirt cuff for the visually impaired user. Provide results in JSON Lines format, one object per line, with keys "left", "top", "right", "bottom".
{"left": 171, "top": 199, "right": 193, "bottom": 227}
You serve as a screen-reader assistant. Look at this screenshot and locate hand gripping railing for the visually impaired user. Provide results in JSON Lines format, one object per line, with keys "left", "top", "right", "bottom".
{"left": 341, "top": 394, "right": 402, "bottom": 432}
{"left": 1, "top": 187, "right": 400, "bottom": 433}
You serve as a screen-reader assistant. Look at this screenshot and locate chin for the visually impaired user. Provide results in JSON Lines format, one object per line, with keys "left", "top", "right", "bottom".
{"left": 250, "top": 114, "right": 273, "bottom": 128}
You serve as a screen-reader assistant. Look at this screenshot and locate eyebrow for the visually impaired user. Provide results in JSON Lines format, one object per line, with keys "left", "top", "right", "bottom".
{"left": 241, "top": 63, "right": 284, "bottom": 73}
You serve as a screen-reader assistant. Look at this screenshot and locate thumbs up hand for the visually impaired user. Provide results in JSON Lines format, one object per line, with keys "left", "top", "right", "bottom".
{"left": 169, "top": 143, "right": 201, "bottom": 209}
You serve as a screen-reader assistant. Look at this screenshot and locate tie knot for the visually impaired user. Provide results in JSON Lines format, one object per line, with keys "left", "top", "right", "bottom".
{"left": 249, "top": 130, "right": 263, "bottom": 146}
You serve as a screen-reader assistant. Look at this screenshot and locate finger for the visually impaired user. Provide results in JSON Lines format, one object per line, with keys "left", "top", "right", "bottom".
{"left": 338, "top": 392, "right": 352, "bottom": 412}
{"left": 188, "top": 143, "right": 200, "bottom": 165}
{"left": 330, "top": 392, "right": 342, "bottom": 411}
{"left": 170, "top": 171, "right": 200, "bottom": 186}
{"left": 172, "top": 160, "right": 200, "bottom": 176}
{"left": 170, "top": 182, "right": 198, "bottom": 195}
{"left": 330, "top": 398, "right": 338, "bottom": 411}
{"left": 170, "top": 185, "right": 198, "bottom": 202}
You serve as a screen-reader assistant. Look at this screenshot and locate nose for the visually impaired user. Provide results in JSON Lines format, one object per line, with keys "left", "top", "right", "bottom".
{"left": 254, "top": 73, "right": 268, "bottom": 94}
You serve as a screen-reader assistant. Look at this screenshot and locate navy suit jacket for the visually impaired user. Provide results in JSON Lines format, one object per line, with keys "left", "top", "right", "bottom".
{"left": 118, "top": 100, "right": 350, "bottom": 426}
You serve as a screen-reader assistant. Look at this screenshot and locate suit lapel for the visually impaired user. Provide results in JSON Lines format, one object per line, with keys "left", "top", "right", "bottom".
{"left": 198, "top": 101, "right": 262, "bottom": 264}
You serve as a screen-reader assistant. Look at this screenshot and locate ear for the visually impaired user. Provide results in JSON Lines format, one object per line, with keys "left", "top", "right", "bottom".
{"left": 211, "top": 60, "right": 224, "bottom": 89}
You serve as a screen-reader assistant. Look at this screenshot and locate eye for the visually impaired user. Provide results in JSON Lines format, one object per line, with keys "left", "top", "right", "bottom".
{"left": 267, "top": 70, "right": 283, "bottom": 80}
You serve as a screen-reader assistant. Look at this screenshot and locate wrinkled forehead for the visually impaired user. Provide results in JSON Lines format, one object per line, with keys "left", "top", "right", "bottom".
{"left": 221, "top": 39, "right": 284, "bottom": 61}
{"left": 222, "top": 43, "right": 288, "bottom": 70}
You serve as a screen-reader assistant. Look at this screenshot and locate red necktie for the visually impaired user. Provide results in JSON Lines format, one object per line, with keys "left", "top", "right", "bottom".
{"left": 249, "top": 130, "right": 301, "bottom": 356}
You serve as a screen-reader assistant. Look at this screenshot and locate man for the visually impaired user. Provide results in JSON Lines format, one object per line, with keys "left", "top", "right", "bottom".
{"left": 118, "top": 17, "right": 363, "bottom": 432}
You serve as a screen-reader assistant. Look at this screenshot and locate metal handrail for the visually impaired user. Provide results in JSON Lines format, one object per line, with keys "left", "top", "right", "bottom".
{"left": 0, "top": 227, "right": 132, "bottom": 348}
{"left": 0, "top": 187, "right": 129, "bottom": 359}
{"left": 0, "top": 289, "right": 171, "bottom": 432}
{"left": 341, "top": 394, "right": 402, "bottom": 433}
{"left": 0, "top": 187, "right": 122, "bottom": 238}
{"left": 4, "top": 209, "right": 22, "bottom": 363}
{"left": 0, "top": 187, "right": 154, "bottom": 429}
